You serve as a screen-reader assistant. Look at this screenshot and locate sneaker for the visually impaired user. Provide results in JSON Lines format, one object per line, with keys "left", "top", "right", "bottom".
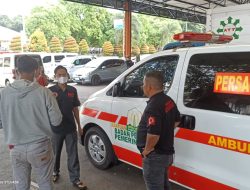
{"left": 72, "top": 180, "right": 87, "bottom": 190}
{"left": 52, "top": 173, "right": 60, "bottom": 183}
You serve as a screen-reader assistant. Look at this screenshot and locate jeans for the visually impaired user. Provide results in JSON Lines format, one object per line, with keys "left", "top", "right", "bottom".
{"left": 52, "top": 131, "right": 80, "bottom": 183}
{"left": 10, "top": 138, "right": 54, "bottom": 190}
{"left": 143, "top": 152, "right": 173, "bottom": 190}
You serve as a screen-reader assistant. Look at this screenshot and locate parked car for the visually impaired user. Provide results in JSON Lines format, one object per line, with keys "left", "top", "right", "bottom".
{"left": 0, "top": 53, "right": 43, "bottom": 87}
{"left": 59, "top": 55, "right": 95, "bottom": 80}
{"left": 40, "top": 53, "right": 77, "bottom": 81}
{"left": 73, "top": 57, "right": 127, "bottom": 85}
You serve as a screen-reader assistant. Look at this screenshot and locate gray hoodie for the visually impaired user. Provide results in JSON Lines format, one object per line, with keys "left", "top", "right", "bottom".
{"left": 0, "top": 80, "right": 62, "bottom": 145}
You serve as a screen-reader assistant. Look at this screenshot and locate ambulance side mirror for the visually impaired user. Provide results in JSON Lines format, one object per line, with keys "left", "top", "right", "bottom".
{"left": 179, "top": 115, "right": 195, "bottom": 130}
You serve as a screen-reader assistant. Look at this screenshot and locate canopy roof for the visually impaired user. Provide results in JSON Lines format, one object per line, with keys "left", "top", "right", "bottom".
{"left": 66, "top": 0, "right": 250, "bottom": 24}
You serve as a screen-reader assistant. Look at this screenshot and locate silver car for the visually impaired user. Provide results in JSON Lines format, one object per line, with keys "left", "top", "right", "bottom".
{"left": 73, "top": 57, "right": 127, "bottom": 85}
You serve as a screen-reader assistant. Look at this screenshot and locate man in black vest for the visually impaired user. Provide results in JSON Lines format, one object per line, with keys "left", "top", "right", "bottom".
{"left": 49, "top": 66, "right": 87, "bottom": 190}
{"left": 137, "top": 71, "right": 181, "bottom": 190}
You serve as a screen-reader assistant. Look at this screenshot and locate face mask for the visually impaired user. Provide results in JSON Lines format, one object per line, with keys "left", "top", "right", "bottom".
{"left": 57, "top": 77, "right": 68, "bottom": 84}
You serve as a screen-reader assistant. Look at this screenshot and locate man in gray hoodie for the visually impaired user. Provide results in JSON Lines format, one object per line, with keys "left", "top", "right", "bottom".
{"left": 0, "top": 55, "right": 62, "bottom": 190}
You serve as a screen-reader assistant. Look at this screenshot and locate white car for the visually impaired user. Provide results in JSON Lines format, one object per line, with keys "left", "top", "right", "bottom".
{"left": 59, "top": 55, "right": 95, "bottom": 80}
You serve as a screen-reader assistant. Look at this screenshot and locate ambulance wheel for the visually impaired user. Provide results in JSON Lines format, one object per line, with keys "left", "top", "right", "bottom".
{"left": 91, "top": 75, "right": 100, "bottom": 85}
{"left": 84, "top": 127, "right": 115, "bottom": 170}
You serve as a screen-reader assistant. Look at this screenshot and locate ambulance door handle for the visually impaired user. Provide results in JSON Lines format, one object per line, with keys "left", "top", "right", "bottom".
{"left": 179, "top": 114, "right": 195, "bottom": 130}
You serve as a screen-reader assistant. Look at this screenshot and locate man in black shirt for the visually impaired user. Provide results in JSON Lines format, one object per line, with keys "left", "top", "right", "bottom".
{"left": 49, "top": 66, "right": 87, "bottom": 190}
{"left": 137, "top": 71, "right": 180, "bottom": 190}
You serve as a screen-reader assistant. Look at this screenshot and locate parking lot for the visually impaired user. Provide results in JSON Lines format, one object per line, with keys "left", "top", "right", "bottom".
{"left": 0, "top": 83, "right": 186, "bottom": 190}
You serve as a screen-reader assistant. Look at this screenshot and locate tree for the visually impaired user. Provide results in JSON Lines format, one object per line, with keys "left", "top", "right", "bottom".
{"left": 0, "top": 15, "right": 23, "bottom": 32}
{"left": 28, "top": 29, "right": 49, "bottom": 52}
{"left": 63, "top": 2, "right": 114, "bottom": 46}
{"left": 63, "top": 36, "right": 79, "bottom": 53}
{"left": 132, "top": 45, "right": 140, "bottom": 56}
{"left": 149, "top": 45, "right": 156, "bottom": 54}
{"left": 9, "top": 36, "right": 22, "bottom": 52}
{"left": 79, "top": 39, "right": 89, "bottom": 54}
{"left": 180, "top": 21, "right": 205, "bottom": 33}
{"left": 26, "top": 6, "right": 71, "bottom": 42}
{"left": 141, "top": 44, "right": 149, "bottom": 54}
{"left": 50, "top": 37, "right": 62, "bottom": 53}
{"left": 102, "top": 41, "right": 114, "bottom": 56}
{"left": 160, "top": 20, "right": 182, "bottom": 46}
{"left": 114, "top": 44, "right": 123, "bottom": 57}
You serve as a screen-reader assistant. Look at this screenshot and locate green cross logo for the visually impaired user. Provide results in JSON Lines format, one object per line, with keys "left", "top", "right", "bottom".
{"left": 216, "top": 16, "right": 243, "bottom": 39}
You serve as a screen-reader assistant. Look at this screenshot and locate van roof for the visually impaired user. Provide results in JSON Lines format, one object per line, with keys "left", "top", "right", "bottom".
{"left": 161, "top": 43, "right": 250, "bottom": 53}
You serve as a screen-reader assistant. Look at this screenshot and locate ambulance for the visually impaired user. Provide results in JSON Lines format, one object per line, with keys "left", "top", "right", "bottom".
{"left": 79, "top": 32, "right": 250, "bottom": 190}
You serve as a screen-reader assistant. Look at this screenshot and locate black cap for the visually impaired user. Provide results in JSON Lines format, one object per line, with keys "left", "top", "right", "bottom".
{"left": 17, "top": 55, "right": 39, "bottom": 73}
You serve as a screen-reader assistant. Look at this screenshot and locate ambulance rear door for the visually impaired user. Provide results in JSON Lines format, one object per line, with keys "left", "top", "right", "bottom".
{"left": 175, "top": 45, "right": 250, "bottom": 189}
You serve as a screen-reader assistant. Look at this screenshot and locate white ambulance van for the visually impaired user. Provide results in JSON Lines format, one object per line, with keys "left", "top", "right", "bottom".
{"left": 0, "top": 53, "right": 43, "bottom": 87}
{"left": 79, "top": 33, "right": 250, "bottom": 190}
{"left": 40, "top": 53, "right": 77, "bottom": 81}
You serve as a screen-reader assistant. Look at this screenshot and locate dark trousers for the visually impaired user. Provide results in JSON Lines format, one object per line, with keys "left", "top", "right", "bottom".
{"left": 52, "top": 131, "right": 80, "bottom": 183}
{"left": 143, "top": 152, "right": 173, "bottom": 190}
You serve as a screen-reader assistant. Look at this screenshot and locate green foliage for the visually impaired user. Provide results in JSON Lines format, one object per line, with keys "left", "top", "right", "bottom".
{"left": 25, "top": 1, "right": 206, "bottom": 50}
{"left": 0, "top": 15, "right": 23, "bottom": 32}
{"left": 10, "top": 36, "right": 22, "bottom": 52}
{"left": 141, "top": 44, "right": 149, "bottom": 54}
{"left": 63, "top": 36, "right": 79, "bottom": 53}
{"left": 26, "top": 6, "right": 71, "bottom": 42}
{"left": 132, "top": 45, "right": 140, "bottom": 56}
{"left": 63, "top": 2, "right": 115, "bottom": 46}
{"left": 50, "top": 37, "right": 62, "bottom": 53}
{"left": 149, "top": 45, "right": 156, "bottom": 54}
{"left": 114, "top": 44, "right": 123, "bottom": 57}
{"left": 79, "top": 39, "right": 89, "bottom": 54}
{"left": 102, "top": 41, "right": 114, "bottom": 56}
{"left": 28, "top": 29, "right": 49, "bottom": 52}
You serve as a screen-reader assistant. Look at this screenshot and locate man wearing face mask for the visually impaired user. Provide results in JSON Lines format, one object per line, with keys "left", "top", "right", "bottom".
{"left": 0, "top": 55, "right": 62, "bottom": 190}
{"left": 49, "top": 66, "right": 87, "bottom": 190}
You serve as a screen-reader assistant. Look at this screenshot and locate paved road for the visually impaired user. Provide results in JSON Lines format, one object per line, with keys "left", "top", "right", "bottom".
{"left": 0, "top": 83, "right": 187, "bottom": 190}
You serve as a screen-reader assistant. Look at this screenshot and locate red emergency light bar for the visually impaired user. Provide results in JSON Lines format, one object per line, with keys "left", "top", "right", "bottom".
{"left": 173, "top": 32, "right": 233, "bottom": 44}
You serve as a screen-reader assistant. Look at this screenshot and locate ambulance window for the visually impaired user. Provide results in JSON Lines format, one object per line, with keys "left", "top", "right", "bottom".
{"left": 0, "top": 58, "right": 3, "bottom": 67}
{"left": 122, "top": 55, "right": 179, "bottom": 97}
{"left": 55, "top": 55, "right": 65, "bottom": 63}
{"left": 184, "top": 52, "right": 250, "bottom": 116}
{"left": 43, "top": 56, "right": 51, "bottom": 63}
{"left": 4, "top": 57, "right": 10, "bottom": 67}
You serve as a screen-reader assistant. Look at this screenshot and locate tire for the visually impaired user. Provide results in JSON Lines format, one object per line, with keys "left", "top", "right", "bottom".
{"left": 5, "top": 80, "right": 10, "bottom": 87}
{"left": 84, "top": 127, "right": 115, "bottom": 170}
{"left": 91, "top": 75, "right": 101, "bottom": 85}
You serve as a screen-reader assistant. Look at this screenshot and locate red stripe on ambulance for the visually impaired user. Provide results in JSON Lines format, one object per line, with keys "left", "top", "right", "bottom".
{"left": 176, "top": 128, "right": 250, "bottom": 155}
{"left": 169, "top": 166, "right": 237, "bottom": 190}
{"left": 118, "top": 116, "right": 128, "bottom": 126}
{"left": 98, "top": 112, "right": 118, "bottom": 123}
{"left": 113, "top": 145, "right": 236, "bottom": 190}
{"left": 81, "top": 108, "right": 99, "bottom": 118}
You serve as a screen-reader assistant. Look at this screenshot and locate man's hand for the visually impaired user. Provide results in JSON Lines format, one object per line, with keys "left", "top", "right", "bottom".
{"left": 142, "top": 148, "right": 154, "bottom": 158}
{"left": 78, "top": 126, "right": 83, "bottom": 136}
